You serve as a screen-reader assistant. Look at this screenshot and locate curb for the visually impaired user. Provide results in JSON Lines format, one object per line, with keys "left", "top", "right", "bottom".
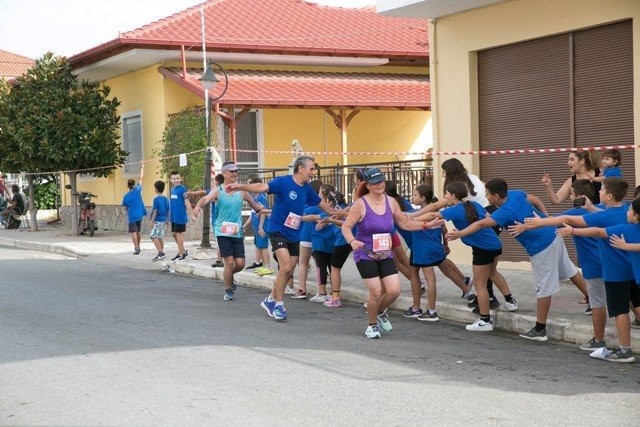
{"left": 0, "top": 237, "right": 81, "bottom": 259}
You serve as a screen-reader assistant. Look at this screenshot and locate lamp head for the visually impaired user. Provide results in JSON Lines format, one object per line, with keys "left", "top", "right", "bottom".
{"left": 199, "top": 65, "right": 219, "bottom": 91}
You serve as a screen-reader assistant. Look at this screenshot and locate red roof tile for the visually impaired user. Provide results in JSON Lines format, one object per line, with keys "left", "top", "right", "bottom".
{"left": 159, "top": 66, "right": 430, "bottom": 110}
{"left": 0, "top": 49, "right": 34, "bottom": 79}
{"left": 70, "top": 0, "right": 427, "bottom": 66}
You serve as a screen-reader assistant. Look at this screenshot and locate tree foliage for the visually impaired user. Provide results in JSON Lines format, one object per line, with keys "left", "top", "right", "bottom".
{"left": 0, "top": 52, "right": 127, "bottom": 231}
{"left": 155, "top": 107, "right": 217, "bottom": 190}
{"left": 0, "top": 52, "right": 126, "bottom": 177}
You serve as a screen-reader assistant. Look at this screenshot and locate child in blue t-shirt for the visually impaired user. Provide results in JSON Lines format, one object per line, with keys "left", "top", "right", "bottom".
{"left": 555, "top": 180, "right": 637, "bottom": 363}
{"left": 448, "top": 178, "right": 583, "bottom": 342}
{"left": 517, "top": 179, "right": 608, "bottom": 350}
{"left": 593, "top": 148, "right": 623, "bottom": 182}
{"left": 243, "top": 176, "right": 273, "bottom": 275}
{"left": 150, "top": 180, "right": 170, "bottom": 262}
{"left": 304, "top": 184, "right": 338, "bottom": 302}
{"left": 529, "top": 178, "right": 640, "bottom": 362}
{"left": 415, "top": 181, "right": 518, "bottom": 332}
{"left": 169, "top": 171, "right": 194, "bottom": 261}
{"left": 122, "top": 163, "right": 146, "bottom": 255}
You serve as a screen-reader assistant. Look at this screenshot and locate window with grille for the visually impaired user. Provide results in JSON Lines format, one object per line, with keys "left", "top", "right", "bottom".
{"left": 122, "top": 111, "right": 143, "bottom": 175}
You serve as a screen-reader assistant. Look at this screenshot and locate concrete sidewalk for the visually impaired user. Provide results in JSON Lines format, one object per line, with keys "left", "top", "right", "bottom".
{"left": 2, "top": 223, "right": 639, "bottom": 352}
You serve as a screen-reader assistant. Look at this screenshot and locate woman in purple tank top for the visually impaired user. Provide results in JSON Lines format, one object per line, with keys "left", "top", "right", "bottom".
{"left": 341, "top": 168, "right": 443, "bottom": 339}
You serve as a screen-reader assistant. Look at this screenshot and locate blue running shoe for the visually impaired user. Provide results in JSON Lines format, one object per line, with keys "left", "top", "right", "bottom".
{"left": 273, "top": 304, "right": 287, "bottom": 321}
{"left": 230, "top": 280, "right": 238, "bottom": 292}
{"left": 223, "top": 290, "right": 235, "bottom": 301}
{"left": 261, "top": 297, "right": 276, "bottom": 317}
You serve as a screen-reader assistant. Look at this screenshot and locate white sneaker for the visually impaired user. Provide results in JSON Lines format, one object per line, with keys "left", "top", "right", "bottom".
{"left": 502, "top": 298, "right": 518, "bottom": 312}
{"left": 376, "top": 311, "right": 393, "bottom": 332}
{"left": 309, "top": 293, "right": 329, "bottom": 303}
{"left": 465, "top": 319, "right": 494, "bottom": 332}
{"left": 284, "top": 286, "right": 294, "bottom": 295}
{"left": 365, "top": 324, "right": 381, "bottom": 339}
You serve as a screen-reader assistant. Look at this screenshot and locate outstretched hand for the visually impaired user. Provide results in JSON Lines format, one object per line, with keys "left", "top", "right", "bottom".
{"left": 445, "top": 228, "right": 460, "bottom": 241}
{"left": 523, "top": 211, "right": 542, "bottom": 227}
{"left": 556, "top": 223, "right": 573, "bottom": 238}
{"left": 507, "top": 221, "right": 527, "bottom": 238}
{"left": 426, "top": 218, "right": 445, "bottom": 229}
{"left": 609, "top": 233, "right": 628, "bottom": 250}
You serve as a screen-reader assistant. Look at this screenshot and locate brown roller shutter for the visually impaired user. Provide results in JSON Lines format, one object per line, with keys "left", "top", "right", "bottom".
{"left": 478, "top": 34, "right": 572, "bottom": 261}
{"left": 477, "top": 20, "right": 634, "bottom": 262}
{"left": 574, "top": 20, "right": 635, "bottom": 195}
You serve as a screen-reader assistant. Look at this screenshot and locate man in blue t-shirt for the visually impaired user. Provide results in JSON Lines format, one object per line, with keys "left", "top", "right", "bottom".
{"left": 169, "top": 171, "right": 194, "bottom": 261}
{"left": 228, "top": 155, "right": 335, "bottom": 321}
{"left": 122, "top": 164, "right": 146, "bottom": 255}
{"left": 447, "top": 178, "right": 584, "bottom": 342}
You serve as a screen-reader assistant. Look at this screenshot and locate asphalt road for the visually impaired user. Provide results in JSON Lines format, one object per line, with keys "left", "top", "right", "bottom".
{"left": 1, "top": 246, "right": 639, "bottom": 425}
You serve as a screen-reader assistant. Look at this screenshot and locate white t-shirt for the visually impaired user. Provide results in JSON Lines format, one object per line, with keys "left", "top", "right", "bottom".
{"left": 467, "top": 173, "right": 489, "bottom": 207}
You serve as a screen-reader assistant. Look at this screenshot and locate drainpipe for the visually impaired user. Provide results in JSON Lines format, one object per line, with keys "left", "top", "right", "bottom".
{"left": 428, "top": 18, "right": 442, "bottom": 192}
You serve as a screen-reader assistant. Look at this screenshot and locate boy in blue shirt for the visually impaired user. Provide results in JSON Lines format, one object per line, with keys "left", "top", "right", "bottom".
{"left": 243, "top": 176, "right": 273, "bottom": 275}
{"left": 593, "top": 148, "right": 623, "bottom": 182}
{"left": 515, "top": 179, "right": 607, "bottom": 351}
{"left": 150, "top": 180, "right": 170, "bottom": 262}
{"left": 122, "top": 163, "right": 146, "bottom": 255}
{"left": 169, "top": 171, "right": 194, "bottom": 261}
{"left": 447, "top": 178, "right": 585, "bottom": 342}
{"left": 551, "top": 179, "right": 637, "bottom": 363}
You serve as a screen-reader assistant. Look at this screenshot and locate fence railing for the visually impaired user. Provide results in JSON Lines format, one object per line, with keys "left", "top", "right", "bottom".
{"left": 237, "top": 159, "right": 433, "bottom": 202}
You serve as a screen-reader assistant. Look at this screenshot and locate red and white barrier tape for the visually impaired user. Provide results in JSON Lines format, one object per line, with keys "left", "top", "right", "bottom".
{"left": 22, "top": 144, "right": 639, "bottom": 176}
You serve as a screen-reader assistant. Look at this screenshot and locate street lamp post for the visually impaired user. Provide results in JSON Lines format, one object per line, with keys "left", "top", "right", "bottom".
{"left": 199, "top": 60, "right": 229, "bottom": 248}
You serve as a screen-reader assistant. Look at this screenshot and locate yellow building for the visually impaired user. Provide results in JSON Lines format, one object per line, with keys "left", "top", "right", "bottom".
{"left": 67, "top": 0, "right": 432, "bottom": 208}
{"left": 380, "top": 0, "right": 639, "bottom": 263}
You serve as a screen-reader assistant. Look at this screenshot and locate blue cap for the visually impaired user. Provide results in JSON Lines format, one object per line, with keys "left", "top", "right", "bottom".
{"left": 363, "top": 167, "right": 385, "bottom": 184}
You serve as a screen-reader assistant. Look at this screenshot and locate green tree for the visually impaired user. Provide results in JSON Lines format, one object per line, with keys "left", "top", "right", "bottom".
{"left": 155, "top": 107, "right": 218, "bottom": 190}
{"left": 0, "top": 53, "right": 126, "bottom": 232}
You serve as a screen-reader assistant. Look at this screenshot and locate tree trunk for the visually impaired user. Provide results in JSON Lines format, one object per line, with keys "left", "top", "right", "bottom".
{"left": 27, "top": 175, "right": 37, "bottom": 231}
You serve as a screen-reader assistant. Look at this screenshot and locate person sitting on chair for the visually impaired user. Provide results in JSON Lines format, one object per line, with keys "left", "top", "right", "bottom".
{"left": 1, "top": 184, "right": 25, "bottom": 229}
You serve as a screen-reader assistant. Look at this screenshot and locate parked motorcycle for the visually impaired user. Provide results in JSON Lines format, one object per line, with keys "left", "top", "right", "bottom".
{"left": 66, "top": 185, "right": 97, "bottom": 236}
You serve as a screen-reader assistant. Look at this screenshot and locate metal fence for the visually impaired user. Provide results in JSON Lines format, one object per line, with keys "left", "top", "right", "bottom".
{"left": 237, "top": 159, "right": 433, "bottom": 203}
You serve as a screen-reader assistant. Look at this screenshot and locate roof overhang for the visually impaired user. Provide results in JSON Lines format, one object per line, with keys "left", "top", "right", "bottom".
{"left": 376, "top": 0, "right": 504, "bottom": 19}
{"left": 159, "top": 66, "right": 430, "bottom": 111}
{"left": 74, "top": 48, "right": 392, "bottom": 82}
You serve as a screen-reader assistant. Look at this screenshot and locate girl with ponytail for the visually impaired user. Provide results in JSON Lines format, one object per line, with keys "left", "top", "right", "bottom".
{"left": 413, "top": 181, "right": 518, "bottom": 331}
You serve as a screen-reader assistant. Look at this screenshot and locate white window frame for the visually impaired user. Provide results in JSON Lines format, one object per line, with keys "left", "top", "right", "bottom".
{"left": 122, "top": 110, "right": 144, "bottom": 177}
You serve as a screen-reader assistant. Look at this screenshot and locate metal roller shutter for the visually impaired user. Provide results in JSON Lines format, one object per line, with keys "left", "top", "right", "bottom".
{"left": 478, "top": 20, "right": 633, "bottom": 262}
{"left": 574, "top": 20, "right": 635, "bottom": 189}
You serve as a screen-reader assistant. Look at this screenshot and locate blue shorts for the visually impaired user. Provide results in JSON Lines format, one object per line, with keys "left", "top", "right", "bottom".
{"left": 217, "top": 236, "right": 245, "bottom": 259}
{"left": 254, "top": 233, "right": 269, "bottom": 250}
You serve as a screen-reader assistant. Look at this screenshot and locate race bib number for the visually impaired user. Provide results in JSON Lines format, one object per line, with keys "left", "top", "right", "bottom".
{"left": 372, "top": 233, "right": 392, "bottom": 252}
{"left": 221, "top": 221, "right": 240, "bottom": 235}
{"left": 284, "top": 212, "right": 302, "bottom": 229}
